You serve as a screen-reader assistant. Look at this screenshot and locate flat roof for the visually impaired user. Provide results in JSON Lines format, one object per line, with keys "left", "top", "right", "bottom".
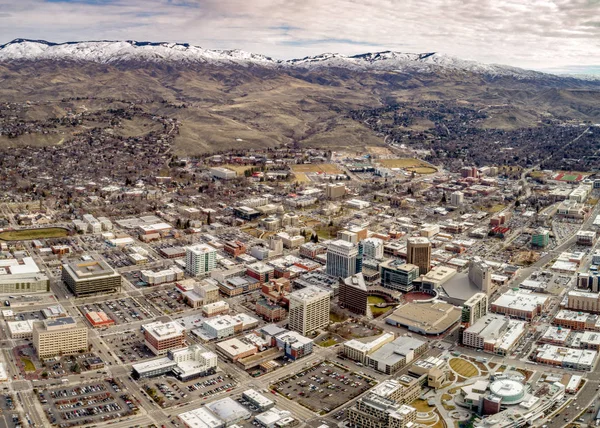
{"left": 386, "top": 301, "right": 462, "bottom": 334}
{"left": 492, "top": 289, "right": 548, "bottom": 311}
{"left": 143, "top": 321, "right": 185, "bottom": 340}
{"left": 178, "top": 407, "right": 223, "bottom": 428}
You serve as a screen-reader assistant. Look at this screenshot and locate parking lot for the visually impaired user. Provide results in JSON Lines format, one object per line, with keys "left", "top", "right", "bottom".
{"left": 143, "top": 287, "right": 190, "bottom": 315}
{"left": 102, "top": 330, "right": 155, "bottom": 364}
{"left": 40, "top": 379, "right": 138, "bottom": 427}
{"left": 271, "top": 360, "right": 377, "bottom": 415}
{"left": 79, "top": 297, "right": 158, "bottom": 326}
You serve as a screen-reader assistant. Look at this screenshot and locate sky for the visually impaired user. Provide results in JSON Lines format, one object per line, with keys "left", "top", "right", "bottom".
{"left": 0, "top": 0, "right": 599, "bottom": 73}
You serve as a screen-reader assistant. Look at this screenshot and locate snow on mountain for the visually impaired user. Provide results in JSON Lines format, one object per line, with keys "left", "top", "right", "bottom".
{"left": 0, "top": 39, "right": 278, "bottom": 66}
{"left": 0, "top": 39, "right": 552, "bottom": 80}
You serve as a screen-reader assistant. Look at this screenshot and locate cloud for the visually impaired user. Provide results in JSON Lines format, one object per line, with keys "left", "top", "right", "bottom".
{"left": 0, "top": 0, "right": 598, "bottom": 72}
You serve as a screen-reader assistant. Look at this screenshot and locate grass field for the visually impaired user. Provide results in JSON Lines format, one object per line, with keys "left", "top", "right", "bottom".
{"left": 291, "top": 163, "right": 343, "bottom": 182}
{"left": 368, "top": 296, "right": 387, "bottom": 304}
{"left": 0, "top": 227, "right": 69, "bottom": 241}
{"left": 221, "top": 164, "right": 255, "bottom": 176}
{"left": 376, "top": 158, "right": 437, "bottom": 174}
{"left": 449, "top": 358, "right": 479, "bottom": 378}
{"left": 21, "top": 357, "right": 35, "bottom": 372}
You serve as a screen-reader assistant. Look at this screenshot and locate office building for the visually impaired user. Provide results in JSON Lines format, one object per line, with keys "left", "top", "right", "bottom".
{"left": 406, "top": 237, "right": 431, "bottom": 274}
{"left": 33, "top": 317, "right": 88, "bottom": 359}
{"left": 339, "top": 273, "right": 369, "bottom": 316}
{"left": 132, "top": 344, "right": 217, "bottom": 381}
{"left": 469, "top": 257, "right": 492, "bottom": 294}
{"left": 61, "top": 256, "right": 122, "bottom": 296}
{"left": 380, "top": 260, "right": 419, "bottom": 292}
{"left": 576, "top": 230, "right": 596, "bottom": 246}
{"left": 288, "top": 286, "right": 330, "bottom": 335}
{"left": 0, "top": 257, "right": 49, "bottom": 294}
{"left": 531, "top": 229, "right": 550, "bottom": 248}
{"left": 246, "top": 262, "right": 274, "bottom": 284}
{"left": 326, "top": 183, "right": 347, "bottom": 199}
{"left": 185, "top": 244, "right": 217, "bottom": 277}
{"left": 491, "top": 289, "right": 549, "bottom": 320}
{"left": 143, "top": 321, "right": 186, "bottom": 356}
{"left": 462, "top": 293, "right": 488, "bottom": 326}
{"left": 462, "top": 314, "right": 526, "bottom": 355}
{"left": 326, "top": 239, "right": 360, "bottom": 278}
{"left": 343, "top": 334, "right": 427, "bottom": 375}
{"left": 362, "top": 237, "right": 384, "bottom": 260}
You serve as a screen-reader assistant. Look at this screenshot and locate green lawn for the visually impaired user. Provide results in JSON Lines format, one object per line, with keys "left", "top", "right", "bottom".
{"left": 368, "top": 296, "right": 387, "bottom": 304}
{"left": 318, "top": 338, "right": 338, "bottom": 347}
{"left": 21, "top": 357, "right": 35, "bottom": 372}
{"left": 0, "top": 227, "right": 68, "bottom": 241}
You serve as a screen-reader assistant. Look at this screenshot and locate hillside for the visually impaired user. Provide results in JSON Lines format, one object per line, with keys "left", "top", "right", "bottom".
{"left": 0, "top": 39, "right": 599, "bottom": 159}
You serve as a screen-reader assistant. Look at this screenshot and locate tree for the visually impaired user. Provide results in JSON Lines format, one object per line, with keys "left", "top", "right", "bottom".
{"left": 515, "top": 199, "right": 521, "bottom": 208}
{"left": 440, "top": 192, "right": 447, "bottom": 204}
{"left": 206, "top": 212, "right": 212, "bottom": 226}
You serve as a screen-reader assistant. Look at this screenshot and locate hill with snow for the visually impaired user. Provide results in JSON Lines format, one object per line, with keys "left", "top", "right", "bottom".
{"left": 0, "top": 39, "right": 554, "bottom": 80}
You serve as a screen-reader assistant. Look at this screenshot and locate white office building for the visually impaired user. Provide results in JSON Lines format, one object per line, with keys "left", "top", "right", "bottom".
{"left": 326, "top": 239, "right": 359, "bottom": 278}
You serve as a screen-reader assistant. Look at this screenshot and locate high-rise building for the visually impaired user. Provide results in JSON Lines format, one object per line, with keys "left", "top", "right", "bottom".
{"left": 469, "top": 257, "right": 491, "bottom": 294}
{"left": 462, "top": 293, "right": 488, "bottom": 326}
{"left": 406, "top": 237, "right": 431, "bottom": 274}
{"left": 450, "top": 191, "right": 464, "bottom": 206}
{"left": 326, "top": 239, "right": 360, "bottom": 278}
{"left": 379, "top": 260, "right": 420, "bottom": 292}
{"left": 362, "top": 237, "right": 384, "bottom": 260}
{"left": 33, "top": 317, "right": 88, "bottom": 359}
{"left": 61, "top": 256, "right": 122, "bottom": 296}
{"left": 339, "top": 273, "right": 369, "bottom": 316}
{"left": 185, "top": 244, "right": 217, "bottom": 277}
{"left": 288, "top": 286, "right": 330, "bottom": 335}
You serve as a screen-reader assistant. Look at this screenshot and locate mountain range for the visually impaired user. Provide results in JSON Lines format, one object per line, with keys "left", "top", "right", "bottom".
{"left": 0, "top": 39, "right": 599, "bottom": 157}
{"left": 0, "top": 39, "right": 561, "bottom": 80}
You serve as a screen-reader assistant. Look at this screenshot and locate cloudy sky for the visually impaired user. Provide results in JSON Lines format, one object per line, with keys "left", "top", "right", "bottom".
{"left": 1, "top": 0, "right": 599, "bottom": 73}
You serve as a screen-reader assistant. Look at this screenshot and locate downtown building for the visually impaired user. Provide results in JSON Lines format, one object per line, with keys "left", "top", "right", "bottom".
{"left": 33, "top": 317, "right": 89, "bottom": 359}
{"left": 288, "top": 286, "right": 330, "bottom": 335}
{"left": 406, "top": 237, "right": 431, "bottom": 274}
{"left": 185, "top": 244, "right": 217, "bottom": 277}
{"left": 61, "top": 256, "right": 122, "bottom": 296}
{"left": 326, "top": 239, "right": 361, "bottom": 278}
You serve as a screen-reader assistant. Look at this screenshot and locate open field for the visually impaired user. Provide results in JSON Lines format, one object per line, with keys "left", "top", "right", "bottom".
{"left": 290, "top": 163, "right": 344, "bottom": 182}
{"left": 449, "top": 358, "right": 479, "bottom": 378}
{"left": 375, "top": 158, "right": 437, "bottom": 174}
{"left": 221, "top": 164, "right": 255, "bottom": 176}
{"left": 0, "top": 227, "right": 69, "bottom": 241}
{"left": 21, "top": 357, "right": 35, "bottom": 372}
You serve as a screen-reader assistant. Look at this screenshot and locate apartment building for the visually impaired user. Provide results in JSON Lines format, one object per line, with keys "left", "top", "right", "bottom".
{"left": 185, "top": 244, "right": 217, "bottom": 277}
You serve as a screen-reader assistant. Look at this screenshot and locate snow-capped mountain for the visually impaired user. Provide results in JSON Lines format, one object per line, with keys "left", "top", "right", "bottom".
{"left": 0, "top": 39, "right": 277, "bottom": 65}
{"left": 0, "top": 39, "right": 551, "bottom": 80}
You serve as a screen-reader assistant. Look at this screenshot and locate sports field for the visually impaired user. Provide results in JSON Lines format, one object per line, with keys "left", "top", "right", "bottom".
{"left": 376, "top": 158, "right": 437, "bottom": 174}
{"left": 0, "top": 227, "right": 69, "bottom": 241}
{"left": 553, "top": 172, "right": 586, "bottom": 182}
